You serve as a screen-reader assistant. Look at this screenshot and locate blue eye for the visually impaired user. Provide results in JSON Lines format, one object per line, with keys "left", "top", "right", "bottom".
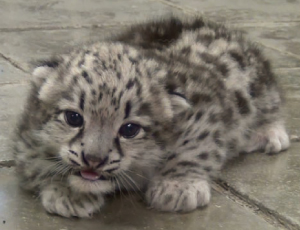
{"left": 65, "top": 111, "right": 83, "bottom": 127}
{"left": 119, "top": 123, "right": 141, "bottom": 138}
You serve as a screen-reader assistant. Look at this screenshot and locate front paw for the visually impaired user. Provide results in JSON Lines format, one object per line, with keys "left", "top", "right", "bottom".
{"left": 146, "top": 178, "right": 211, "bottom": 212}
{"left": 41, "top": 184, "right": 104, "bottom": 218}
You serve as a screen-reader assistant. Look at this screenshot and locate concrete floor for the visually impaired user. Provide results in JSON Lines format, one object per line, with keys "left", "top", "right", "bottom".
{"left": 0, "top": 0, "right": 300, "bottom": 229}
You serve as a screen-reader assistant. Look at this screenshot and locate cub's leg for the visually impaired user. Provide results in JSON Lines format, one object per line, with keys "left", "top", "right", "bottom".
{"left": 245, "top": 120, "right": 290, "bottom": 154}
{"left": 41, "top": 182, "right": 104, "bottom": 218}
{"left": 146, "top": 129, "right": 226, "bottom": 212}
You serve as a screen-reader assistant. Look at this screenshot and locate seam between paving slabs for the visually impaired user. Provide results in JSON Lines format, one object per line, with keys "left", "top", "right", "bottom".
{"left": 0, "top": 52, "right": 28, "bottom": 73}
{"left": 212, "top": 180, "right": 300, "bottom": 230}
{"left": 258, "top": 43, "right": 300, "bottom": 61}
{"left": 0, "top": 22, "right": 132, "bottom": 33}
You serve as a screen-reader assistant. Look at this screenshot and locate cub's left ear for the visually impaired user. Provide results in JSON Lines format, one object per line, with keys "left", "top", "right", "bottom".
{"left": 169, "top": 91, "right": 191, "bottom": 114}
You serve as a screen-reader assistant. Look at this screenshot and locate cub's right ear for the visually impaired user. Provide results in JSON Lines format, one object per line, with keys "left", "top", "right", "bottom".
{"left": 30, "top": 57, "right": 64, "bottom": 102}
{"left": 31, "top": 57, "right": 62, "bottom": 83}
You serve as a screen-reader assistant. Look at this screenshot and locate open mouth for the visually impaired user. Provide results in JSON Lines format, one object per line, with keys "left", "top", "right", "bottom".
{"left": 78, "top": 169, "right": 108, "bottom": 181}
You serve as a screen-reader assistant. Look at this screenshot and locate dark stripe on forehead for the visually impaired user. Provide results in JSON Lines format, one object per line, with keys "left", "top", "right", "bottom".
{"left": 114, "top": 137, "right": 124, "bottom": 156}
{"left": 124, "top": 101, "right": 131, "bottom": 119}
{"left": 80, "top": 92, "right": 85, "bottom": 111}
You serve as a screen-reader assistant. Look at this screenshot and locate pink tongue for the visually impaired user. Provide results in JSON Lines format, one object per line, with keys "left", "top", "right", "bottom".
{"left": 80, "top": 170, "right": 100, "bottom": 181}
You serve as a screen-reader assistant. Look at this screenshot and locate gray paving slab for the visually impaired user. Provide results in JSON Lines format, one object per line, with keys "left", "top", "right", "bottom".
{"left": 221, "top": 69, "right": 300, "bottom": 227}
{"left": 221, "top": 143, "right": 300, "bottom": 227}
{"left": 263, "top": 48, "right": 300, "bottom": 69}
{"left": 276, "top": 69, "right": 300, "bottom": 133}
{"left": 0, "top": 26, "right": 125, "bottom": 71}
{"left": 0, "top": 0, "right": 178, "bottom": 29}
{"left": 161, "top": 0, "right": 300, "bottom": 23}
{"left": 0, "top": 83, "right": 29, "bottom": 161}
{"left": 241, "top": 23, "right": 300, "bottom": 57}
{"left": 0, "top": 167, "right": 279, "bottom": 230}
{"left": 0, "top": 58, "right": 26, "bottom": 84}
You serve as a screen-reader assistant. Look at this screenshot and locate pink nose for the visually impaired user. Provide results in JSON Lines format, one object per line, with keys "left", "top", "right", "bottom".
{"left": 82, "top": 152, "right": 107, "bottom": 168}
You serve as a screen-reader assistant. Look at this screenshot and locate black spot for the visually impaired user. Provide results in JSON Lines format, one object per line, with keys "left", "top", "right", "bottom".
{"left": 198, "top": 152, "right": 209, "bottom": 160}
{"left": 163, "top": 195, "right": 173, "bottom": 205}
{"left": 227, "top": 140, "right": 237, "bottom": 152}
{"left": 235, "top": 91, "right": 250, "bottom": 115}
{"left": 82, "top": 70, "right": 93, "bottom": 84}
{"left": 128, "top": 57, "right": 137, "bottom": 64}
{"left": 111, "top": 87, "right": 117, "bottom": 97}
{"left": 124, "top": 101, "right": 131, "bottom": 119}
{"left": 72, "top": 75, "right": 78, "bottom": 85}
{"left": 116, "top": 72, "right": 121, "bottom": 79}
{"left": 161, "top": 168, "right": 176, "bottom": 176}
{"left": 229, "top": 50, "right": 246, "bottom": 70}
{"left": 98, "top": 92, "right": 103, "bottom": 102}
{"left": 182, "top": 140, "right": 189, "bottom": 146}
{"left": 79, "top": 92, "right": 85, "bottom": 111}
{"left": 198, "top": 130, "right": 210, "bottom": 141}
{"left": 190, "top": 93, "right": 212, "bottom": 105}
{"left": 213, "top": 131, "right": 223, "bottom": 147}
{"left": 138, "top": 103, "right": 151, "bottom": 116}
{"left": 222, "top": 107, "right": 234, "bottom": 124}
{"left": 126, "top": 79, "right": 135, "bottom": 90}
{"left": 199, "top": 52, "right": 215, "bottom": 63}
{"left": 101, "top": 60, "right": 108, "bottom": 70}
{"left": 181, "top": 46, "right": 191, "bottom": 55}
{"left": 111, "top": 98, "right": 117, "bottom": 106}
{"left": 208, "top": 112, "right": 220, "bottom": 123}
{"left": 197, "top": 32, "right": 214, "bottom": 46}
{"left": 204, "top": 166, "right": 212, "bottom": 172}
{"left": 177, "top": 161, "right": 199, "bottom": 168}
{"left": 213, "top": 150, "right": 223, "bottom": 162}
{"left": 249, "top": 83, "right": 258, "bottom": 98}
{"left": 167, "top": 153, "right": 176, "bottom": 161}
{"left": 216, "top": 62, "right": 229, "bottom": 77}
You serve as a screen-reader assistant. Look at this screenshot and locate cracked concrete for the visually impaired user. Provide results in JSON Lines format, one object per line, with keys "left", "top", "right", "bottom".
{"left": 0, "top": 0, "right": 300, "bottom": 230}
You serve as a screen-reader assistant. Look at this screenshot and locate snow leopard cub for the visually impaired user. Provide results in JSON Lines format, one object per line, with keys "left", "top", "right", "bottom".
{"left": 12, "top": 16, "right": 290, "bottom": 218}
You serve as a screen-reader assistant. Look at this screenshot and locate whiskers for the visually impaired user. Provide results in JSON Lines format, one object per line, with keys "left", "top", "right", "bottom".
{"left": 42, "top": 156, "right": 74, "bottom": 182}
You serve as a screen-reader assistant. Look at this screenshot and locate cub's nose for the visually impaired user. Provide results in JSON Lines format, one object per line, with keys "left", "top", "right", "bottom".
{"left": 82, "top": 152, "right": 108, "bottom": 168}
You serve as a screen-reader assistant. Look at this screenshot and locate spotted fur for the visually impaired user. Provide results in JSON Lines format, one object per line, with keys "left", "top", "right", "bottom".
{"left": 12, "top": 16, "right": 290, "bottom": 218}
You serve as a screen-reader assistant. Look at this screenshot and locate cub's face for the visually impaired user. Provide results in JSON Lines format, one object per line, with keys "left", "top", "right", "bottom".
{"left": 28, "top": 43, "right": 181, "bottom": 194}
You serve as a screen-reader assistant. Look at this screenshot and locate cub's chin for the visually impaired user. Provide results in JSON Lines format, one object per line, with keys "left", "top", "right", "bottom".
{"left": 68, "top": 174, "right": 115, "bottom": 194}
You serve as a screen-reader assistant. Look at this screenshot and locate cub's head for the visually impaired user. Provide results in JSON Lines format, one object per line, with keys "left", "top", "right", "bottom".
{"left": 15, "top": 43, "right": 190, "bottom": 194}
